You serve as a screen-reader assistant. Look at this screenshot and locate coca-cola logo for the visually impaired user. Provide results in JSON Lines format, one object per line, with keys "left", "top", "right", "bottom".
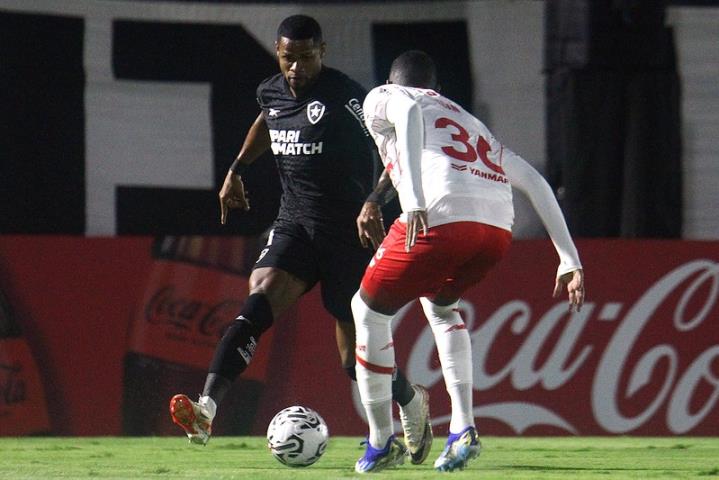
{"left": 144, "top": 285, "right": 242, "bottom": 338}
{"left": 0, "top": 362, "right": 26, "bottom": 406}
{"left": 352, "top": 260, "right": 719, "bottom": 435}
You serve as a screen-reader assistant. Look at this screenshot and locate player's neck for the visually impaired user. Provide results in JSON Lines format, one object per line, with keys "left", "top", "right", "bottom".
{"left": 290, "top": 83, "right": 312, "bottom": 98}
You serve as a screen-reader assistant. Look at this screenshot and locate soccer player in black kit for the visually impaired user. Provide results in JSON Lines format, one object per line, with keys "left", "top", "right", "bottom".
{"left": 169, "top": 15, "right": 432, "bottom": 464}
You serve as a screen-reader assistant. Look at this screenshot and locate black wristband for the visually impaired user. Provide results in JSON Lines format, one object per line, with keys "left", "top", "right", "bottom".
{"left": 229, "top": 158, "right": 248, "bottom": 175}
{"left": 366, "top": 188, "right": 397, "bottom": 207}
{"left": 366, "top": 191, "right": 383, "bottom": 204}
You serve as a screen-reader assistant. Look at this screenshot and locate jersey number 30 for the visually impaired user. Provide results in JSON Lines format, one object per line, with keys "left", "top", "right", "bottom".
{"left": 435, "top": 117, "right": 504, "bottom": 174}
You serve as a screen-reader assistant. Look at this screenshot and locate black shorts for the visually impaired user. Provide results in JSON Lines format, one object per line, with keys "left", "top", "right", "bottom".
{"left": 253, "top": 220, "right": 372, "bottom": 323}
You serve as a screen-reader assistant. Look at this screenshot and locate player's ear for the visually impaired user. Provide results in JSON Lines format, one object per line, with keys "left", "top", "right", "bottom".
{"left": 319, "top": 41, "right": 327, "bottom": 58}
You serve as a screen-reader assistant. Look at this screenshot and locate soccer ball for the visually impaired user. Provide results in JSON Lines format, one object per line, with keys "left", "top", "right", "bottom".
{"left": 266, "top": 405, "right": 329, "bottom": 467}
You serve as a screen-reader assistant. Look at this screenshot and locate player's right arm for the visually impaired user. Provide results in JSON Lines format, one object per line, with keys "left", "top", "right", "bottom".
{"left": 385, "top": 93, "right": 428, "bottom": 252}
{"left": 220, "top": 112, "right": 271, "bottom": 224}
{"left": 357, "top": 166, "right": 396, "bottom": 249}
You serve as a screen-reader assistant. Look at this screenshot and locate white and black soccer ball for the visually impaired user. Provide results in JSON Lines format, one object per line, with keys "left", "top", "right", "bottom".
{"left": 266, "top": 405, "right": 329, "bottom": 467}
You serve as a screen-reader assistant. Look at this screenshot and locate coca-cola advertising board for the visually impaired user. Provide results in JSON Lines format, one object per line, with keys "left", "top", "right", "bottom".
{"left": 390, "top": 240, "right": 719, "bottom": 436}
{"left": 0, "top": 237, "right": 717, "bottom": 436}
{"left": 256, "top": 240, "right": 719, "bottom": 436}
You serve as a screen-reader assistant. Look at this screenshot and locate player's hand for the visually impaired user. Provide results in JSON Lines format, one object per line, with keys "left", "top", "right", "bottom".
{"left": 356, "top": 202, "right": 385, "bottom": 249}
{"left": 553, "top": 269, "right": 585, "bottom": 312}
{"left": 219, "top": 170, "right": 250, "bottom": 224}
{"left": 405, "top": 209, "right": 428, "bottom": 252}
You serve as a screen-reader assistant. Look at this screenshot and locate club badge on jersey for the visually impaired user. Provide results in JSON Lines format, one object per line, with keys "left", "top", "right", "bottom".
{"left": 307, "top": 101, "right": 326, "bottom": 124}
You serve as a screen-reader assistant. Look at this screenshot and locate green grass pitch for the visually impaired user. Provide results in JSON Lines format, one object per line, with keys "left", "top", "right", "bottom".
{"left": 2, "top": 436, "right": 718, "bottom": 479}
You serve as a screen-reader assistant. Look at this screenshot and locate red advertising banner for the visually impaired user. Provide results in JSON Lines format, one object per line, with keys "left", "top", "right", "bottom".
{"left": 0, "top": 237, "right": 717, "bottom": 436}
{"left": 129, "top": 260, "right": 249, "bottom": 370}
{"left": 447, "top": 240, "right": 719, "bottom": 436}
{"left": 0, "top": 339, "right": 51, "bottom": 435}
{"left": 123, "top": 259, "right": 277, "bottom": 436}
{"left": 0, "top": 236, "right": 155, "bottom": 435}
{"left": 250, "top": 240, "right": 719, "bottom": 436}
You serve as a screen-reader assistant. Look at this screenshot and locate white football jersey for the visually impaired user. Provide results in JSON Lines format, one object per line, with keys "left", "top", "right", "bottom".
{"left": 363, "top": 84, "right": 515, "bottom": 230}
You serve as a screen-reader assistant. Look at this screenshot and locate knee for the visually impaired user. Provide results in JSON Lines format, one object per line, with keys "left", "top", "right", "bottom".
{"left": 234, "top": 292, "right": 274, "bottom": 335}
{"left": 351, "top": 291, "right": 381, "bottom": 328}
{"left": 350, "top": 291, "right": 365, "bottom": 324}
{"left": 420, "top": 297, "right": 460, "bottom": 327}
{"left": 420, "top": 297, "right": 459, "bottom": 316}
{"left": 351, "top": 290, "right": 395, "bottom": 346}
{"left": 248, "top": 268, "right": 306, "bottom": 318}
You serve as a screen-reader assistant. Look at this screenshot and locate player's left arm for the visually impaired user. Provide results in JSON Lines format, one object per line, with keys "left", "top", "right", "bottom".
{"left": 502, "top": 151, "right": 585, "bottom": 312}
{"left": 385, "top": 93, "right": 428, "bottom": 252}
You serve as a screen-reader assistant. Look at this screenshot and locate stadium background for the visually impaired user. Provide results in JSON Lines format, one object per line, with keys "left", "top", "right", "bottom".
{"left": 0, "top": 0, "right": 717, "bottom": 438}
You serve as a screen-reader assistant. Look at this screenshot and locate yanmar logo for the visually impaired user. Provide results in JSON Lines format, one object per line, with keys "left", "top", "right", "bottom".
{"left": 452, "top": 163, "right": 507, "bottom": 183}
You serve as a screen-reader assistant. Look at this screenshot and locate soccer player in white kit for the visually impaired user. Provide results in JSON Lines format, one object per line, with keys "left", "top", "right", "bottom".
{"left": 352, "top": 51, "right": 585, "bottom": 473}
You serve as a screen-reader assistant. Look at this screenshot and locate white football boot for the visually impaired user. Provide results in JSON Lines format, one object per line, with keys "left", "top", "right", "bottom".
{"left": 434, "top": 426, "right": 481, "bottom": 471}
{"left": 398, "top": 384, "right": 433, "bottom": 464}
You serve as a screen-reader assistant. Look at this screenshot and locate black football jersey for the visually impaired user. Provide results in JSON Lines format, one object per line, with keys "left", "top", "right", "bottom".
{"left": 256, "top": 66, "right": 378, "bottom": 232}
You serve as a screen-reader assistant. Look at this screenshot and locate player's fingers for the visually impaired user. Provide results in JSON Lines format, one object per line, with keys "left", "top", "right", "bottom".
{"left": 567, "top": 287, "right": 581, "bottom": 312}
{"left": 220, "top": 201, "right": 228, "bottom": 225}
{"left": 227, "top": 194, "right": 246, "bottom": 209}
{"left": 405, "top": 222, "right": 413, "bottom": 252}
{"left": 552, "top": 279, "right": 563, "bottom": 298}
{"left": 407, "top": 219, "right": 419, "bottom": 252}
{"left": 372, "top": 232, "right": 385, "bottom": 250}
{"left": 223, "top": 197, "right": 248, "bottom": 213}
{"left": 233, "top": 192, "right": 248, "bottom": 211}
{"left": 367, "top": 229, "right": 382, "bottom": 250}
{"left": 573, "top": 286, "right": 585, "bottom": 312}
{"left": 244, "top": 192, "right": 251, "bottom": 211}
{"left": 368, "top": 221, "right": 385, "bottom": 247}
{"left": 358, "top": 230, "right": 368, "bottom": 248}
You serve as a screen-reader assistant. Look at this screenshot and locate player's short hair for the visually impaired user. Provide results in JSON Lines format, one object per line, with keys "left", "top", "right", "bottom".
{"left": 277, "top": 15, "right": 323, "bottom": 43}
{"left": 389, "top": 50, "right": 438, "bottom": 90}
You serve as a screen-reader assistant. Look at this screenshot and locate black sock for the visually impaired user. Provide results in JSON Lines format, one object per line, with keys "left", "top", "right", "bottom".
{"left": 205, "top": 293, "right": 273, "bottom": 405}
{"left": 346, "top": 363, "right": 415, "bottom": 406}
{"left": 344, "top": 365, "right": 357, "bottom": 381}
{"left": 202, "top": 373, "right": 233, "bottom": 405}
{"left": 392, "top": 368, "right": 415, "bottom": 407}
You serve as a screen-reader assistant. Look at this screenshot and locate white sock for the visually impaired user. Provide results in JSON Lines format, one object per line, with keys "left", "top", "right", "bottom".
{"left": 198, "top": 395, "right": 217, "bottom": 421}
{"left": 420, "top": 297, "right": 474, "bottom": 433}
{"left": 447, "top": 383, "right": 473, "bottom": 433}
{"left": 352, "top": 292, "right": 396, "bottom": 449}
